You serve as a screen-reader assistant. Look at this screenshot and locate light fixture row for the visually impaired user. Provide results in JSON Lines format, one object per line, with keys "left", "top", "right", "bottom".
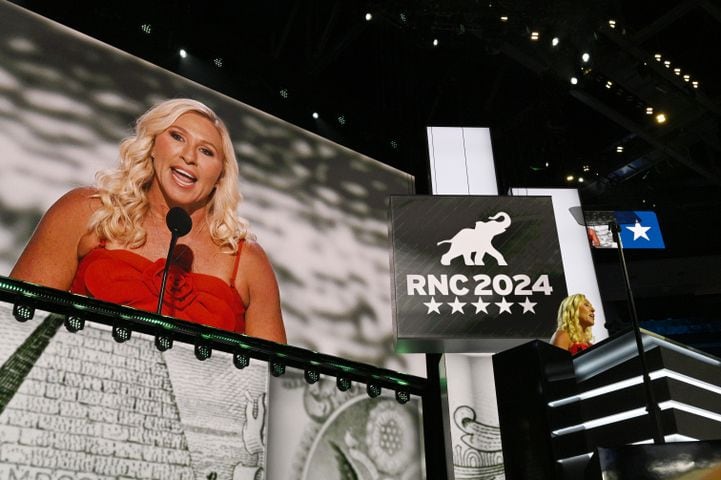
{"left": 12, "top": 304, "right": 411, "bottom": 403}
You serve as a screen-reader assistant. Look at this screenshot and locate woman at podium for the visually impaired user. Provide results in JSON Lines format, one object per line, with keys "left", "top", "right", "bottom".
{"left": 550, "top": 293, "right": 595, "bottom": 354}
{"left": 10, "top": 98, "right": 286, "bottom": 343}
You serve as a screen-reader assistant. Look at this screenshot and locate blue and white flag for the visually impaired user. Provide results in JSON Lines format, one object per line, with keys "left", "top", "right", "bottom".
{"left": 616, "top": 211, "right": 665, "bottom": 249}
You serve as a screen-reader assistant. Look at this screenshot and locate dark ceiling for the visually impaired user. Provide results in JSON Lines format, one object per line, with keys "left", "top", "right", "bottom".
{"left": 9, "top": 0, "right": 721, "bottom": 341}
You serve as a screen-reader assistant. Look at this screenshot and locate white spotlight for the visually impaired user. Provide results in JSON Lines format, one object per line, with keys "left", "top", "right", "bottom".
{"left": 179, "top": 48, "right": 187, "bottom": 59}
{"left": 570, "top": 76, "right": 578, "bottom": 85}
{"left": 581, "top": 52, "right": 590, "bottom": 63}
{"left": 365, "top": 12, "right": 372, "bottom": 21}
{"left": 312, "top": 112, "right": 319, "bottom": 119}
{"left": 551, "top": 37, "right": 559, "bottom": 47}
{"left": 433, "top": 38, "right": 439, "bottom": 47}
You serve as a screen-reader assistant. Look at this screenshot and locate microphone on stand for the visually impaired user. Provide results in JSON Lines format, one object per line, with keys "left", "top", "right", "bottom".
{"left": 157, "top": 207, "right": 192, "bottom": 315}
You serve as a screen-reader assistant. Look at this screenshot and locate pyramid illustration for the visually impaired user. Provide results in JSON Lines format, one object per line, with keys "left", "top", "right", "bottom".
{"left": 0, "top": 305, "right": 268, "bottom": 479}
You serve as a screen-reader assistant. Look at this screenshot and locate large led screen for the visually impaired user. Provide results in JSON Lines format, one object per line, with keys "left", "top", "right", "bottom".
{"left": 0, "top": 3, "right": 426, "bottom": 479}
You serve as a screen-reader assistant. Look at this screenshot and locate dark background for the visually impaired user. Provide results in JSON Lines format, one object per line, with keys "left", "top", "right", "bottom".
{"left": 9, "top": 0, "right": 721, "bottom": 356}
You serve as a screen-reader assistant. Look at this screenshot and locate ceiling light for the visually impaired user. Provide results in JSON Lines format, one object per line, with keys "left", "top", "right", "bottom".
{"left": 179, "top": 48, "right": 187, "bottom": 59}
{"left": 530, "top": 31, "right": 539, "bottom": 41}
{"left": 570, "top": 76, "right": 578, "bottom": 85}
{"left": 663, "top": 60, "right": 671, "bottom": 68}
{"left": 608, "top": 19, "right": 616, "bottom": 29}
{"left": 500, "top": 16, "right": 509, "bottom": 22}
{"left": 337, "top": 114, "right": 346, "bottom": 125}
{"left": 654, "top": 53, "right": 662, "bottom": 61}
{"left": 692, "top": 81, "right": 699, "bottom": 89}
{"left": 582, "top": 165, "right": 590, "bottom": 172}
{"left": 655, "top": 113, "right": 667, "bottom": 124}
{"left": 616, "top": 145, "right": 624, "bottom": 153}
{"left": 566, "top": 175, "right": 574, "bottom": 182}
{"left": 140, "top": 24, "right": 152, "bottom": 35}
{"left": 433, "top": 38, "right": 439, "bottom": 46}
{"left": 279, "top": 88, "right": 288, "bottom": 99}
{"left": 581, "top": 52, "right": 590, "bottom": 63}
{"left": 646, "top": 106, "right": 654, "bottom": 115}
{"left": 605, "top": 80, "right": 613, "bottom": 89}
{"left": 551, "top": 37, "right": 559, "bottom": 47}
{"left": 312, "top": 112, "right": 319, "bottom": 119}
{"left": 213, "top": 57, "right": 223, "bottom": 68}
{"left": 578, "top": 177, "right": 584, "bottom": 183}
{"left": 683, "top": 74, "right": 690, "bottom": 82}
{"left": 365, "top": 12, "right": 372, "bottom": 21}
{"left": 673, "top": 68, "right": 681, "bottom": 75}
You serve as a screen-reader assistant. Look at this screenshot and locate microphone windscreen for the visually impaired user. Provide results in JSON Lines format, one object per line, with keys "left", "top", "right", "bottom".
{"left": 166, "top": 207, "right": 192, "bottom": 237}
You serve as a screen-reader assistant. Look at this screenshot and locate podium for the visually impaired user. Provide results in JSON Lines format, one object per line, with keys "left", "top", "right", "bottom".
{"left": 493, "top": 329, "right": 721, "bottom": 480}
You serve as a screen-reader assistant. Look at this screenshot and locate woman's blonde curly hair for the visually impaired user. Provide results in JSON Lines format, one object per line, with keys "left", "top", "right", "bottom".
{"left": 89, "top": 98, "right": 250, "bottom": 252}
{"left": 556, "top": 293, "right": 593, "bottom": 344}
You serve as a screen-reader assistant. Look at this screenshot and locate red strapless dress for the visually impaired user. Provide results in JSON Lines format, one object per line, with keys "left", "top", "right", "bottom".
{"left": 70, "top": 243, "right": 246, "bottom": 333}
{"left": 569, "top": 342, "right": 591, "bottom": 355}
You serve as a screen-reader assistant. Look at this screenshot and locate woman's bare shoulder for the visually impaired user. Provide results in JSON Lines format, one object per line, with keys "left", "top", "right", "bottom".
{"left": 550, "top": 329, "right": 571, "bottom": 349}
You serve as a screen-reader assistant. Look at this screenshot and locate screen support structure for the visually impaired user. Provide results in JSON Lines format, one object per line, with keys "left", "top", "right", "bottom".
{"left": 609, "top": 221, "right": 665, "bottom": 445}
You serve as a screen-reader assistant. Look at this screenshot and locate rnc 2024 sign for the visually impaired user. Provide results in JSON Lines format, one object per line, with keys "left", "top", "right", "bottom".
{"left": 389, "top": 195, "right": 568, "bottom": 352}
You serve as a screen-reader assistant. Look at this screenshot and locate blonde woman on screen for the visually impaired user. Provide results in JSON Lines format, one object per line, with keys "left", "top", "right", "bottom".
{"left": 11, "top": 98, "right": 286, "bottom": 343}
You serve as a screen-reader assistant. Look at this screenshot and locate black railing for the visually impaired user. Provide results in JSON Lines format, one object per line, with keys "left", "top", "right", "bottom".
{"left": 0, "top": 275, "right": 426, "bottom": 401}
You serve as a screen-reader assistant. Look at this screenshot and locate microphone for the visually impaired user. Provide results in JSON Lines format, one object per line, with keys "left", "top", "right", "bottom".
{"left": 157, "top": 207, "right": 192, "bottom": 314}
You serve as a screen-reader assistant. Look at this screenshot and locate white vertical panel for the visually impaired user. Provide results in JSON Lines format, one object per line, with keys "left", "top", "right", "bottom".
{"left": 427, "top": 126, "right": 503, "bottom": 479}
{"left": 511, "top": 187, "right": 609, "bottom": 342}
{"left": 427, "top": 127, "right": 498, "bottom": 195}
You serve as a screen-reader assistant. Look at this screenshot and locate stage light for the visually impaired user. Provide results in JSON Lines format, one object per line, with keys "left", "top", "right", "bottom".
{"left": 179, "top": 49, "right": 187, "bottom": 59}
{"left": 655, "top": 113, "right": 667, "bottom": 124}
{"left": 112, "top": 325, "right": 131, "bottom": 343}
{"left": 194, "top": 343, "right": 212, "bottom": 360}
{"left": 500, "top": 16, "right": 508, "bottom": 22}
{"left": 646, "top": 106, "right": 654, "bottom": 115}
{"left": 530, "top": 31, "right": 539, "bottom": 41}
{"left": 367, "top": 383, "right": 381, "bottom": 398}
{"left": 578, "top": 177, "right": 584, "bottom": 183}
{"left": 233, "top": 352, "right": 250, "bottom": 369}
{"left": 432, "top": 38, "right": 439, "bottom": 47}
{"left": 12, "top": 304, "right": 34, "bottom": 322}
{"left": 581, "top": 52, "right": 590, "bottom": 63}
{"left": 692, "top": 81, "right": 699, "bottom": 89}
{"left": 140, "top": 24, "right": 152, "bottom": 35}
{"left": 605, "top": 80, "right": 613, "bottom": 89}
{"left": 213, "top": 57, "right": 223, "bottom": 68}
{"left": 279, "top": 88, "right": 288, "bottom": 99}
{"left": 395, "top": 390, "right": 410, "bottom": 404}
{"left": 399, "top": 12, "right": 407, "bottom": 23}
{"left": 154, "top": 335, "right": 172, "bottom": 351}
{"left": 663, "top": 60, "right": 671, "bottom": 68}
{"left": 365, "top": 12, "right": 372, "bottom": 21}
{"left": 312, "top": 112, "right": 319, "bottom": 120}
{"left": 608, "top": 19, "right": 616, "bottom": 29}
{"left": 304, "top": 369, "right": 320, "bottom": 384}
{"left": 270, "top": 360, "right": 286, "bottom": 377}
{"left": 545, "top": 162, "right": 549, "bottom": 168}
{"left": 64, "top": 315, "right": 84, "bottom": 332}
{"left": 654, "top": 53, "right": 662, "bottom": 61}
{"left": 683, "top": 74, "right": 690, "bottom": 82}
{"left": 390, "top": 139, "right": 399, "bottom": 149}
{"left": 551, "top": 37, "right": 559, "bottom": 47}
{"left": 616, "top": 145, "right": 624, "bottom": 153}
{"left": 582, "top": 164, "right": 590, "bottom": 172}
{"left": 337, "top": 377, "right": 352, "bottom": 391}
{"left": 337, "top": 114, "right": 346, "bottom": 125}
{"left": 570, "top": 76, "right": 578, "bottom": 85}
{"left": 673, "top": 68, "right": 681, "bottom": 76}
{"left": 566, "top": 175, "right": 574, "bottom": 182}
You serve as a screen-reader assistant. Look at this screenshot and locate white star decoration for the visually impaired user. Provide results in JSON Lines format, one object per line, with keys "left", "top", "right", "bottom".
{"left": 448, "top": 297, "right": 466, "bottom": 314}
{"left": 423, "top": 297, "right": 442, "bottom": 314}
{"left": 471, "top": 296, "right": 491, "bottom": 314}
{"left": 495, "top": 297, "right": 513, "bottom": 314}
{"left": 626, "top": 221, "right": 651, "bottom": 241}
{"left": 519, "top": 297, "right": 537, "bottom": 314}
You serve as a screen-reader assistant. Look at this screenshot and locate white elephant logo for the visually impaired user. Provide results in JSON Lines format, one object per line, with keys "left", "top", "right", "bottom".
{"left": 437, "top": 212, "right": 511, "bottom": 266}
